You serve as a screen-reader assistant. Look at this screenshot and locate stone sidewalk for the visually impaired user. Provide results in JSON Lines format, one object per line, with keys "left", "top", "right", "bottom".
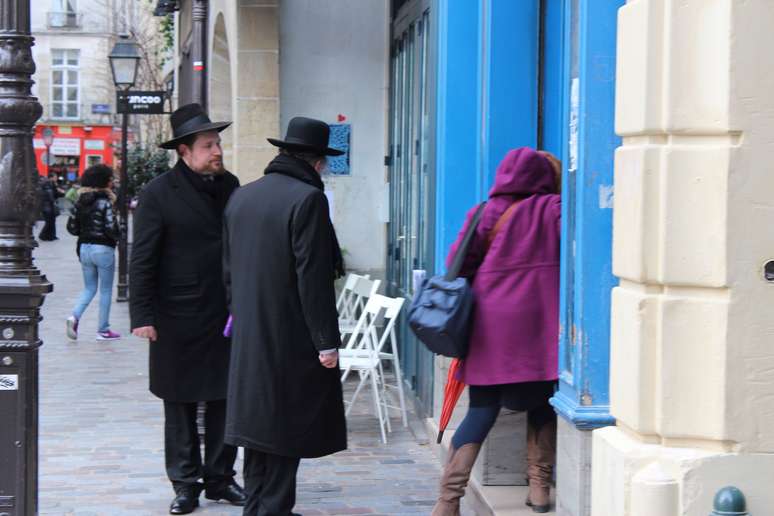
{"left": 34, "top": 219, "right": 465, "bottom": 516}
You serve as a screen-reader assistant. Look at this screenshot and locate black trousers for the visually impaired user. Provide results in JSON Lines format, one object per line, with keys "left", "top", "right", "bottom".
{"left": 163, "top": 399, "right": 237, "bottom": 492}
{"left": 243, "top": 448, "right": 301, "bottom": 516}
{"left": 39, "top": 213, "right": 57, "bottom": 241}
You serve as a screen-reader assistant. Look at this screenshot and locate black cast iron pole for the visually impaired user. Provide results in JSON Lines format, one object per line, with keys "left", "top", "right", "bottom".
{"left": 116, "top": 108, "right": 129, "bottom": 302}
{"left": 191, "top": 0, "right": 207, "bottom": 109}
{"left": 0, "top": 1, "right": 53, "bottom": 515}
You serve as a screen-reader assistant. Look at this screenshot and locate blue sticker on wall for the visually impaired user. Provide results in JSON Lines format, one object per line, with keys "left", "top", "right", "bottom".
{"left": 327, "top": 124, "right": 351, "bottom": 175}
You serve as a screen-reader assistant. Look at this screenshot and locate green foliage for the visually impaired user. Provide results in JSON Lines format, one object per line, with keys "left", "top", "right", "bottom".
{"left": 126, "top": 144, "right": 170, "bottom": 197}
{"left": 160, "top": 15, "right": 174, "bottom": 54}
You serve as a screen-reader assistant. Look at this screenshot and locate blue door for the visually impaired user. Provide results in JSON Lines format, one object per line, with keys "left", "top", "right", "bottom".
{"left": 551, "top": 0, "right": 624, "bottom": 429}
{"left": 388, "top": 1, "right": 435, "bottom": 414}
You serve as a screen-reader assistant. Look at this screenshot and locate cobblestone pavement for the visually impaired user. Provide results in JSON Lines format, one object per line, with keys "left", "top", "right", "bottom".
{"left": 36, "top": 219, "right": 468, "bottom": 516}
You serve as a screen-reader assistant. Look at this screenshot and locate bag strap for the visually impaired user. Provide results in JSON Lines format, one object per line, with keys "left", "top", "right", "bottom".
{"left": 484, "top": 200, "right": 521, "bottom": 253}
{"left": 445, "top": 202, "right": 487, "bottom": 281}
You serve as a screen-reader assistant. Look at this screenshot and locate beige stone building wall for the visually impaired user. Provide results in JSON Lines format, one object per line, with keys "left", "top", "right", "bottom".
{"left": 177, "top": 0, "right": 280, "bottom": 184}
{"left": 591, "top": 1, "right": 774, "bottom": 514}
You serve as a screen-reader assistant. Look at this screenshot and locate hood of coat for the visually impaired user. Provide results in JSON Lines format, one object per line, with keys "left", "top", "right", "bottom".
{"left": 488, "top": 147, "right": 558, "bottom": 198}
{"left": 76, "top": 188, "right": 115, "bottom": 208}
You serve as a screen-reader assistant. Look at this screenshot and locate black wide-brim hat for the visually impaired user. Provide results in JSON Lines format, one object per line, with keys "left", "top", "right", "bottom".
{"left": 267, "top": 116, "right": 344, "bottom": 156}
{"left": 159, "top": 103, "right": 231, "bottom": 150}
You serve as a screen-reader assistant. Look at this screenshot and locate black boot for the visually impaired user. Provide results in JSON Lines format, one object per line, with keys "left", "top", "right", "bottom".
{"left": 170, "top": 485, "right": 201, "bottom": 514}
{"left": 204, "top": 479, "right": 247, "bottom": 506}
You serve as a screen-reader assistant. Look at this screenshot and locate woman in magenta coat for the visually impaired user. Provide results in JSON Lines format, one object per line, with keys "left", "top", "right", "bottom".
{"left": 433, "top": 148, "right": 561, "bottom": 515}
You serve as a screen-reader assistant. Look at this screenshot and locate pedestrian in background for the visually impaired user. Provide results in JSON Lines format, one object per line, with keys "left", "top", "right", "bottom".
{"left": 130, "top": 103, "right": 246, "bottom": 514}
{"left": 223, "top": 117, "right": 347, "bottom": 515}
{"left": 65, "top": 164, "right": 121, "bottom": 341}
{"left": 432, "top": 148, "right": 562, "bottom": 515}
{"left": 38, "top": 174, "right": 62, "bottom": 241}
{"left": 64, "top": 181, "right": 80, "bottom": 205}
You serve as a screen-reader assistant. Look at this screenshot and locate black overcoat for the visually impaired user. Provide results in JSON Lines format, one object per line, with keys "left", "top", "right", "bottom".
{"left": 129, "top": 160, "right": 240, "bottom": 402}
{"left": 223, "top": 154, "right": 347, "bottom": 458}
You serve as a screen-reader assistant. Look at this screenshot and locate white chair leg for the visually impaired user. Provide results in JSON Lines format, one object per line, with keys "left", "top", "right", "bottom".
{"left": 392, "top": 355, "right": 408, "bottom": 427}
{"left": 369, "top": 366, "right": 388, "bottom": 444}
{"left": 346, "top": 370, "right": 368, "bottom": 417}
{"left": 340, "top": 365, "right": 352, "bottom": 383}
{"left": 376, "top": 359, "right": 392, "bottom": 433}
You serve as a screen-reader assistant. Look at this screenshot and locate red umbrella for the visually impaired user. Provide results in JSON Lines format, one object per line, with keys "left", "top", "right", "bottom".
{"left": 437, "top": 358, "right": 466, "bottom": 444}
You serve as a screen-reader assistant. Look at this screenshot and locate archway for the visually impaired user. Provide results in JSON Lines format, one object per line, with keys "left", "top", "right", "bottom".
{"left": 209, "top": 13, "right": 233, "bottom": 167}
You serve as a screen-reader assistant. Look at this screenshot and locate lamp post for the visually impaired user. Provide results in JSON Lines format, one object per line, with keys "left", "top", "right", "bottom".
{"left": 0, "top": 1, "right": 53, "bottom": 515}
{"left": 42, "top": 127, "right": 54, "bottom": 177}
{"left": 108, "top": 35, "right": 140, "bottom": 303}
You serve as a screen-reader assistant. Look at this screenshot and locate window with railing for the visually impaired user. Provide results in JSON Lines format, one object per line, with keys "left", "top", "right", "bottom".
{"left": 51, "top": 49, "right": 80, "bottom": 120}
{"left": 48, "top": 0, "right": 80, "bottom": 29}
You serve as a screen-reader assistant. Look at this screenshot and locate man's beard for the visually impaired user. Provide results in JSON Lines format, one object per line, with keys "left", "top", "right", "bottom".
{"left": 203, "top": 159, "right": 225, "bottom": 174}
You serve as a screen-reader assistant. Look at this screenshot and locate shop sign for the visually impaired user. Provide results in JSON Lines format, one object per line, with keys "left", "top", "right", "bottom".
{"left": 84, "top": 139, "right": 105, "bottom": 151}
{"left": 117, "top": 91, "right": 166, "bottom": 114}
{"left": 51, "top": 138, "right": 81, "bottom": 156}
{"left": 33, "top": 138, "right": 45, "bottom": 149}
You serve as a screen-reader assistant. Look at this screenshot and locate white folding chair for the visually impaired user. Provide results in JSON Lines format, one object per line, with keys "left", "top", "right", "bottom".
{"left": 373, "top": 295, "right": 408, "bottom": 428}
{"left": 340, "top": 294, "right": 407, "bottom": 443}
{"left": 339, "top": 276, "right": 381, "bottom": 340}
{"left": 336, "top": 273, "right": 366, "bottom": 324}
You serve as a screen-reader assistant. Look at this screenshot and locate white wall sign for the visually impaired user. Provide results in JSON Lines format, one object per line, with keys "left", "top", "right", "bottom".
{"left": 51, "top": 138, "right": 81, "bottom": 156}
{"left": 84, "top": 139, "right": 104, "bottom": 151}
{"left": 33, "top": 138, "right": 45, "bottom": 149}
{"left": 568, "top": 77, "right": 580, "bottom": 173}
{"left": 0, "top": 374, "right": 19, "bottom": 390}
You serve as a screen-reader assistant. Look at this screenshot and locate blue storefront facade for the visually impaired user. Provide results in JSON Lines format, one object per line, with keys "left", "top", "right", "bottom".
{"left": 388, "top": 0, "right": 623, "bottom": 513}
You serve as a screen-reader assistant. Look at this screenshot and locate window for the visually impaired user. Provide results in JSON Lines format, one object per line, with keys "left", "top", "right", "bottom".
{"left": 49, "top": 0, "right": 78, "bottom": 28}
{"left": 51, "top": 49, "right": 80, "bottom": 120}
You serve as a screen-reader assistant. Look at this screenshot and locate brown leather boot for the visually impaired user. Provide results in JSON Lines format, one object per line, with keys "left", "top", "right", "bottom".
{"left": 525, "top": 416, "right": 556, "bottom": 513}
{"left": 431, "top": 443, "right": 482, "bottom": 516}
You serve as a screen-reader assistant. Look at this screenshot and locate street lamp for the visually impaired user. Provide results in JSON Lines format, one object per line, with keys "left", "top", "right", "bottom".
{"left": 0, "top": 2, "right": 54, "bottom": 514}
{"left": 108, "top": 35, "right": 140, "bottom": 303}
{"left": 41, "top": 127, "right": 54, "bottom": 177}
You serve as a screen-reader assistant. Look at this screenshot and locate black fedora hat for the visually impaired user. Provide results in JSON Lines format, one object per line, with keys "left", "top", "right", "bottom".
{"left": 159, "top": 103, "right": 232, "bottom": 150}
{"left": 267, "top": 117, "right": 344, "bottom": 156}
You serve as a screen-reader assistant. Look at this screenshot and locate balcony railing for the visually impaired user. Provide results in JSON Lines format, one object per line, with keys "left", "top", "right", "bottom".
{"left": 47, "top": 11, "right": 82, "bottom": 29}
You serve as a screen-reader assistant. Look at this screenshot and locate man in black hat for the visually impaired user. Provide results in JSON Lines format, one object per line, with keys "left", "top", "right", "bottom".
{"left": 130, "top": 103, "right": 247, "bottom": 514}
{"left": 223, "top": 117, "right": 348, "bottom": 515}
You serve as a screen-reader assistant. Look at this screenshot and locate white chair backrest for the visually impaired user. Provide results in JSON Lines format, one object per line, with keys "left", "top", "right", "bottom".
{"left": 344, "top": 294, "right": 404, "bottom": 353}
{"left": 346, "top": 277, "right": 380, "bottom": 324}
{"left": 370, "top": 294, "right": 405, "bottom": 354}
{"left": 336, "top": 273, "right": 370, "bottom": 321}
{"left": 352, "top": 276, "right": 380, "bottom": 299}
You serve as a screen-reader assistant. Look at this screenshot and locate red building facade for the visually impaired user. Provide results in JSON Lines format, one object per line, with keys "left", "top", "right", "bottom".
{"left": 33, "top": 124, "right": 118, "bottom": 182}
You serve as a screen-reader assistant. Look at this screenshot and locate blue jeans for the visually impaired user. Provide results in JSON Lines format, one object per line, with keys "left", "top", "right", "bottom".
{"left": 72, "top": 244, "right": 115, "bottom": 332}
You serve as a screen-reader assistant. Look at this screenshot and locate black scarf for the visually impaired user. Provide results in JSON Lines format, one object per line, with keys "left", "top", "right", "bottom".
{"left": 265, "top": 154, "right": 345, "bottom": 279}
{"left": 178, "top": 159, "right": 229, "bottom": 214}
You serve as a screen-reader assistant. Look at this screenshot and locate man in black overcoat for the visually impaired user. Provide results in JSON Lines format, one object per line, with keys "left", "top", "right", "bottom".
{"left": 223, "top": 117, "right": 347, "bottom": 515}
{"left": 129, "top": 103, "right": 247, "bottom": 514}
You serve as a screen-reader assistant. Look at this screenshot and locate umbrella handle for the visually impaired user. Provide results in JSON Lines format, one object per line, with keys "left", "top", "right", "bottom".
{"left": 437, "top": 429, "right": 444, "bottom": 445}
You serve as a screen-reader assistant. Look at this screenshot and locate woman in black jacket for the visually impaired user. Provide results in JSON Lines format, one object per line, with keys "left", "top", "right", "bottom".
{"left": 66, "top": 164, "right": 121, "bottom": 341}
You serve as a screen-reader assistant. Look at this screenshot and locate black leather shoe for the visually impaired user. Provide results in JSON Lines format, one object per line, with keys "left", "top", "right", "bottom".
{"left": 169, "top": 488, "right": 200, "bottom": 514}
{"left": 204, "top": 480, "right": 247, "bottom": 506}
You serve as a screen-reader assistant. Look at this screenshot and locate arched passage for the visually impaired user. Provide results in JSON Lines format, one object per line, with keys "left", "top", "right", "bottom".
{"left": 209, "top": 12, "right": 233, "bottom": 166}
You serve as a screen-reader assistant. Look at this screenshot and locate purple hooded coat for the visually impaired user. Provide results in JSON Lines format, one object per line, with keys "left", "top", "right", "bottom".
{"left": 447, "top": 148, "right": 561, "bottom": 386}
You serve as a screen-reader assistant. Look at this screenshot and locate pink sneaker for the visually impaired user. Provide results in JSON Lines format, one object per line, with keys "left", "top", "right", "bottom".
{"left": 66, "top": 316, "right": 78, "bottom": 340}
{"left": 96, "top": 330, "right": 121, "bottom": 341}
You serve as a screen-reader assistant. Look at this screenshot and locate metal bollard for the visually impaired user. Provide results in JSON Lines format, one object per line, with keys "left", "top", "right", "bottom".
{"left": 0, "top": 1, "right": 53, "bottom": 515}
{"left": 711, "top": 486, "right": 750, "bottom": 516}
